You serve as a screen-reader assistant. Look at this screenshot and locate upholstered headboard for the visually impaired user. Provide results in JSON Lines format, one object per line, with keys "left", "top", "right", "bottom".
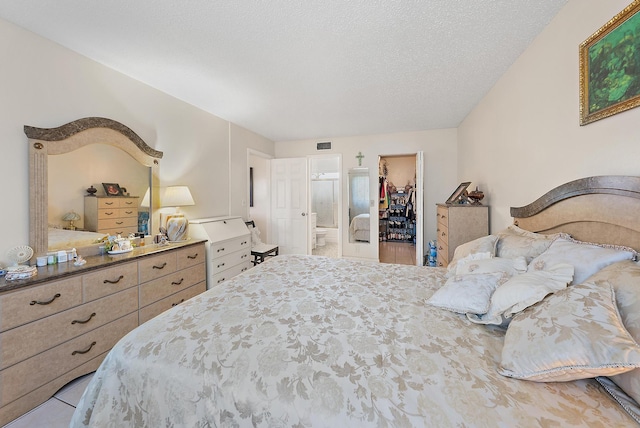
{"left": 510, "top": 176, "right": 640, "bottom": 252}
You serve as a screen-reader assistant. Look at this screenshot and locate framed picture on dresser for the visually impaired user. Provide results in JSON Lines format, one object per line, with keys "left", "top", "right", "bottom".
{"left": 102, "top": 182, "right": 124, "bottom": 197}
{"left": 445, "top": 181, "right": 471, "bottom": 204}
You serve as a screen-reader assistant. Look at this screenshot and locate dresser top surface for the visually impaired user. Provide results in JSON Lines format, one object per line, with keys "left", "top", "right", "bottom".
{"left": 0, "top": 239, "right": 206, "bottom": 294}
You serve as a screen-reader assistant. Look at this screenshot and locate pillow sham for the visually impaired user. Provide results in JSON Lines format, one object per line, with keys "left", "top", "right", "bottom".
{"left": 499, "top": 282, "right": 640, "bottom": 382}
{"left": 447, "top": 235, "right": 498, "bottom": 273}
{"left": 495, "top": 224, "right": 565, "bottom": 263}
{"left": 467, "top": 263, "right": 573, "bottom": 326}
{"left": 426, "top": 272, "right": 508, "bottom": 314}
{"left": 455, "top": 256, "right": 527, "bottom": 277}
{"left": 528, "top": 237, "right": 636, "bottom": 285}
{"left": 584, "top": 260, "right": 640, "bottom": 405}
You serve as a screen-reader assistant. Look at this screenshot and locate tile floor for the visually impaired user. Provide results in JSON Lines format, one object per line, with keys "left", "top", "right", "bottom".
{"left": 6, "top": 243, "right": 417, "bottom": 427}
{"left": 4, "top": 372, "right": 93, "bottom": 428}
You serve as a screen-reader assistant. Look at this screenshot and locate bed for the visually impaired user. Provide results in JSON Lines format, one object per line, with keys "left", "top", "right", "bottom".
{"left": 349, "top": 213, "right": 370, "bottom": 242}
{"left": 71, "top": 176, "right": 640, "bottom": 427}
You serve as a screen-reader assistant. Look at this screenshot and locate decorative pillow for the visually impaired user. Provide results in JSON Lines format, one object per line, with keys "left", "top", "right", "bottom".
{"left": 447, "top": 235, "right": 498, "bottom": 273}
{"left": 426, "top": 272, "right": 508, "bottom": 314}
{"left": 584, "top": 261, "right": 640, "bottom": 405}
{"left": 455, "top": 256, "right": 527, "bottom": 277}
{"left": 528, "top": 237, "right": 636, "bottom": 285}
{"left": 467, "top": 263, "right": 574, "bottom": 325}
{"left": 495, "top": 224, "right": 566, "bottom": 263}
{"left": 499, "top": 282, "right": 640, "bottom": 382}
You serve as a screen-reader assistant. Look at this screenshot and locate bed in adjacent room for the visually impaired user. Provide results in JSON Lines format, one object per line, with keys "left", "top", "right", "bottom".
{"left": 349, "top": 212, "right": 370, "bottom": 242}
{"left": 71, "top": 176, "right": 640, "bottom": 427}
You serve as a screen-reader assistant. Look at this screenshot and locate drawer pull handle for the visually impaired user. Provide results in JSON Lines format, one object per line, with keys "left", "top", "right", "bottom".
{"left": 105, "top": 202, "right": 114, "bottom": 205}
{"left": 441, "top": 231, "right": 446, "bottom": 236}
{"left": 115, "top": 231, "right": 124, "bottom": 235}
{"left": 217, "top": 278, "right": 225, "bottom": 283}
{"left": 30, "top": 293, "right": 61, "bottom": 306}
{"left": 103, "top": 275, "right": 124, "bottom": 284}
{"left": 116, "top": 221, "right": 124, "bottom": 225}
{"left": 187, "top": 253, "right": 199, "bottom": 259}
{"left": 72, "top": 312, "right": 96, "bottom": 325}
{"left": 217, "top": 262, "right": 225, "bottom": 268}
{"left": 125, "top": 211, "right": 133, "bottom": 215}
{"left": 72, "top": 341, "right": 97, "bottom": 356}
{"left": 172, "top": 278, "right": 184, "bottom": 285}
{"left": 438, "top": 246, "right": 444, "bottom": 251}
{"left": 105, "top": 212, "right": 114, "bottom": 216}
{"left": 153, "top": 262, "right": 167, "bottom": 270}
{"left": 241, "top": 241, "right": 248, "bottom": 245}
{"left": 217, "top": 248, "right": 225, "bottom": 253}
{"left": 241, "top": 267, "right": 248, "bottom": 272}
{"left": 125, "top": 201, "right": 133, "bottom": 205}
{"left": 241, "top": 254, "right": 247, "bottom": 258}
{"left": 172, "top": 299, "right": 185, "bottom": 307}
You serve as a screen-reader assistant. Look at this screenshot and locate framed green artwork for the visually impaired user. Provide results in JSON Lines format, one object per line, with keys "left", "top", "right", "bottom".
{"left": 580, "top": 1, "right": 640, "bottom": 125}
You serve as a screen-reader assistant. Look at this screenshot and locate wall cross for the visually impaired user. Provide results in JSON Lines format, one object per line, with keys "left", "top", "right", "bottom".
{"left": 356, "top": 151, "right": 364, "bottom": 166}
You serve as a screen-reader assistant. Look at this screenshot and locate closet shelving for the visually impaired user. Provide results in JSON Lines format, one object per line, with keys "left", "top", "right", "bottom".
{"left": 379, "top": 190, "right": 416, "bottom": 242}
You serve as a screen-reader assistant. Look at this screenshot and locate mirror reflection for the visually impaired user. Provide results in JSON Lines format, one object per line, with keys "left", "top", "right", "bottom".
{"left": 348, "top": 167, "right": 370, "bottom": 243}
{"left": 47, "top": 144, "right": 150, "bottom": 251}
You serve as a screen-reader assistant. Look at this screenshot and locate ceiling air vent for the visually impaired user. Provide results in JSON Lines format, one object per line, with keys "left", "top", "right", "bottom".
{"left": 316, "top": 142, "right": 332, "bottom": 150}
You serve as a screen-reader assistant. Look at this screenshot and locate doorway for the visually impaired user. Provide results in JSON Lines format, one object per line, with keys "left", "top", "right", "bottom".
{"left": 309, "top": 155, "right": 341, "bottom": 258}
{"left": 378, "top": 154, "right": 421, "bottom": 265}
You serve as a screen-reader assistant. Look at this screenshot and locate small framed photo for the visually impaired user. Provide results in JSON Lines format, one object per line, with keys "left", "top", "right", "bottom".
{"left": 445, "top": 182, "right": 471, "bottom": 204}
{"left": 102, "top": 182, "right": 124, "bottom": 197}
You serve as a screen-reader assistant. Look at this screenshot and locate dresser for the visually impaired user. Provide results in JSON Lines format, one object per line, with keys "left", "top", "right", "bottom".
{"left": 84, "top": 196, "right": 139, "bottom": 235}
{"left": 190, "top": 216, "right": 252, "bottom": 289}
{"left": 0, "top": 240, "right": 206, "bottom": 426}
{"left": 436, "top": 204, "right": 489, "bottom": 268}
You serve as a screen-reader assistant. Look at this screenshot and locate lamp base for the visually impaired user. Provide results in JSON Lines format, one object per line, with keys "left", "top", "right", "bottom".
{"left": 166, "top": 214, "right": 189, "bottom": 241}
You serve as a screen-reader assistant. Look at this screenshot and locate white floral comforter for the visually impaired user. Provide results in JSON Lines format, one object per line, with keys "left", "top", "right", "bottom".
{"left": 71, "top": 255, "right": 634, "bottom": 427}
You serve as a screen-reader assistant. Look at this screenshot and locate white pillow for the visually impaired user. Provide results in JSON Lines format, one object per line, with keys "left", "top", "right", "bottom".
{"left": 528, "top": 237, "right": 636, "bottom": 285}
{"left": 426, "top": 272, "right": 508, "bottom": 314}
{"left": 499, "top": 282, "right": 640, "bottom": 382}
{"left": 467, "top": 263, "right": 574, "bottom": 326}
{"left": 583, "top": 261, "right": 640, "bottom": 405}
{"left": 447, "top": 235, "right": 498, "bottom": 273}
{"left": 496, "top": 225, "right": 565, "bottom": 263}
{"left": 455, "top": 256, "right": 527, "bottom": 277}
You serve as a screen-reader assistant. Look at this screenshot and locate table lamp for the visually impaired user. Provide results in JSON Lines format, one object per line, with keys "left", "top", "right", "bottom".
{"left": 62, "top": 211, "right": 81, "bottom": 230}
{"left": 162, "top": 186, "right": 195, "bottom": 241}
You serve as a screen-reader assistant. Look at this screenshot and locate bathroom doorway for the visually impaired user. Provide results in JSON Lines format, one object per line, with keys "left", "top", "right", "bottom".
{"left": 309, "top": 155, "right": 341, "bottom": 258}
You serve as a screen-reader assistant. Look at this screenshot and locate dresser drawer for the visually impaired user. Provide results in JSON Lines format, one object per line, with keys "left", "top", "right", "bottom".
{"left": 176, "top": 244, "right": 206, "bottom": 270}
{"left": 209, "top": 235, "right": 251, "bottom": 258}
{"left": 83, "top": 262, "right": 138, "bottom": 302}
{"left": 210, "top": 248, "right": 251, "bottom": 275}
{"left": 99, "top": 225, "right": 138, "bottom": 236}
{"left": 139, "top": 264, "right": 206, "bottom": 307}
{"left": 437, "top": 253, "right": 448, "bottom": 268}
{"left": 139, "top": 252, "right": 177, "bottom": 283}
{"left": 98, "top": 216, "right": 137, "bottom": 230}
{"left": 97, "top": 207, "right": 137, "bottom": 220}
{"left": 97, "top": 197, "right": 138, "bottom": 209}
{"left": 0, "top": 312, "right": 137, "bottom": 407}
{"left": 0, "top": 287, "right": 138, "bottom": 369}
{"left": 210, "top": 261, "right": 252, "bottom": 287}
{"left": 139, "top": 282, "right": 206, "bottom": 324}
{"left": 0, "top": 277, "right": 82, "bottom": 333}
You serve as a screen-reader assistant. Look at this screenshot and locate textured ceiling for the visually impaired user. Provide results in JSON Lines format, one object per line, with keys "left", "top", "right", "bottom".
{"left": 0, "top": 1, "right": 567, "bottom": 142}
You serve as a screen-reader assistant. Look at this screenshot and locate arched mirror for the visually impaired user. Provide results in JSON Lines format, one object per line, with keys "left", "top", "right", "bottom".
{"left": 348, "top": 167, "right": 370, "bottom": 243}
{"left": 27, "top": 117, "right": 163, "bottom": 258}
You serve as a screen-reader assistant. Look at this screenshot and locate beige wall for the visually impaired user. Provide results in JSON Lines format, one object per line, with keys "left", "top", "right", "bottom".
{"left": 381, "top": 155, "right": 416, "bottom": 191}
{"left": 275, "top": 129, "right": 458, "bottom": 260}
{"left": 0, "top": 17, "right": 274, "bottom": 265}
{"left": 458, "top": 0, "right": 640, "bottom": 232}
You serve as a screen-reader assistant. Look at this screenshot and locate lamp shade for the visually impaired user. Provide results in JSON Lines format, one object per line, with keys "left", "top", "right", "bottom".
{"left": 62, "top": 211, "right": 81, "bottom": 221}
{"left": 162, "top": 186, "right": 195, "bottom": 207}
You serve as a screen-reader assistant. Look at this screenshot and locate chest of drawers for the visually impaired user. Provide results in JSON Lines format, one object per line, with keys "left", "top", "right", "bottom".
{"left": 436, "top": 204, "right": 489, "bottom": 268}
{"left": 0, "top": 240, "right": 206, "bottom": 426}
{"left": 84, "top": 196, "right": 139, "bottom": 235}
{"left": 190, "top": 216, "right": 252, "bottom": 289}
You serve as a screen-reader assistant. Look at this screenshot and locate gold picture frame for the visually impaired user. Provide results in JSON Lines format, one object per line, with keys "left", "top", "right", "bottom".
{"left": 579, "top": 1, "right": 640, "bottom": 125}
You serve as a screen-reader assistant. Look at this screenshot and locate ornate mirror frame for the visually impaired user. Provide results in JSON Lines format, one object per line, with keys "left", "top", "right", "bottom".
{"left": 26, "top": 117, "right": 163, "bottom": 257}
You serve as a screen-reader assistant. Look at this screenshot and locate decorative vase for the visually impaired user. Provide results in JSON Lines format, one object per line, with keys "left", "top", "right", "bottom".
{"left": 86, "top": 185, "right": 97, "bottom": 196}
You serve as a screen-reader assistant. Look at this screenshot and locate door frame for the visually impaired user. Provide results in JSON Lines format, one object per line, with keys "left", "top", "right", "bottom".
{"left": 247, "top": 149, "right": 273, "bottom": 243}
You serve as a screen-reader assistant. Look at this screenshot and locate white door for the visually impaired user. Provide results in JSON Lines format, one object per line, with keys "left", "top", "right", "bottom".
{"left": 415, "top": 151, "right": 424, "bottom": 266}
{"left": 271, "top": 158, "right": 308, "bottom": 254}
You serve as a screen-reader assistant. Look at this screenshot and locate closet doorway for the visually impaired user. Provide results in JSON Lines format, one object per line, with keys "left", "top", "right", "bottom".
{"left": 309, "top": 155, "right": 341, "bottom": 258}
{"left": 378, "top": 154, "right": 423, "bottom": 265}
